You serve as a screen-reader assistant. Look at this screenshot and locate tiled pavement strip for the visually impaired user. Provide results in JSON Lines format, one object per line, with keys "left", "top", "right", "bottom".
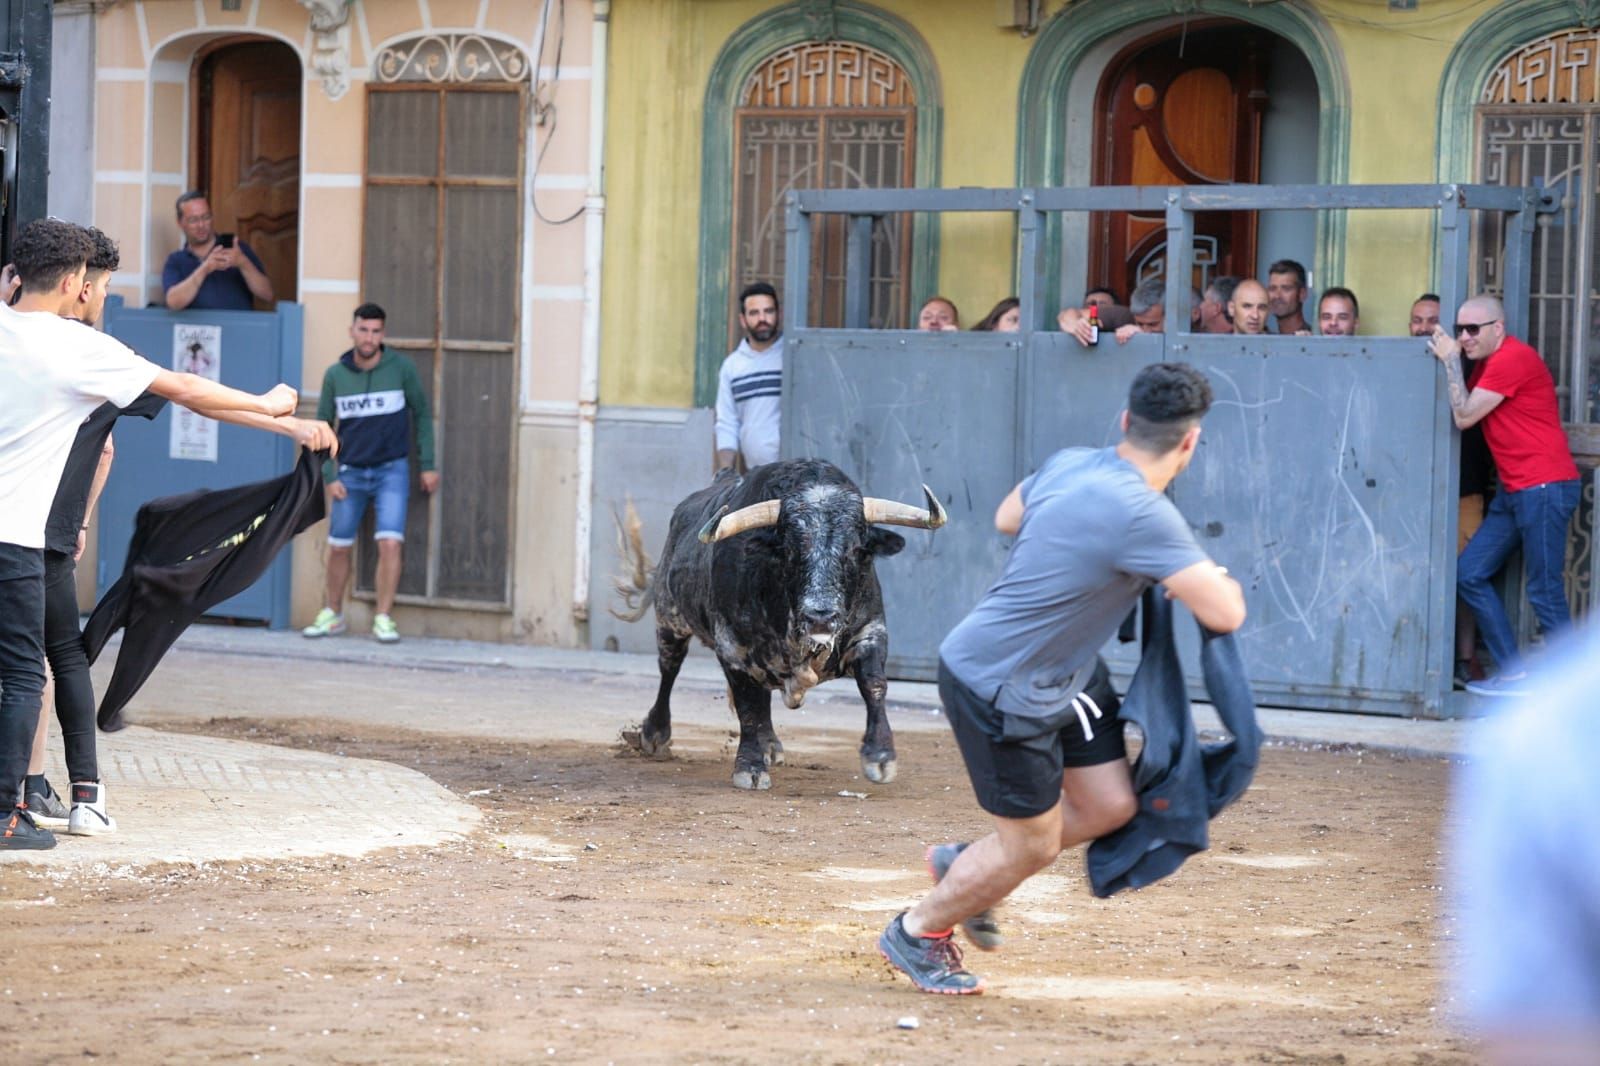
{"left": 2, "top": 625, "right": 1470, "bottom": 872}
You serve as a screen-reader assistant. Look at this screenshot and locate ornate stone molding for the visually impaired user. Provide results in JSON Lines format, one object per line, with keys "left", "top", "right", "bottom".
{"left": 801, "top": 0, "right": 838, "bottom": 42}
{"left": 1574, "top": 0, "right": 1600, "bottom": 30}
{"left": 298, "top": 0, "right": 353, "bottom": 100}
{"left": 374, "top": 33, "right": 530, "bottom": 83}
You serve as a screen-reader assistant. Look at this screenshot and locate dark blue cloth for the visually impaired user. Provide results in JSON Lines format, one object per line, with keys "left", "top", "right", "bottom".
{"left": 1457, "top": 478, "right": 1581, "bottom": 674}
{"left": 1085, "top": 589, "right": 1261, "bottom": 898}
{"left": 160, "top": 242, "right": 266, "bottom": 310}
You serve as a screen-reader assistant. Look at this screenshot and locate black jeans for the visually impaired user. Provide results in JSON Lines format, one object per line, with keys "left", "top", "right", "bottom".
{"left": 0, "top": 542, "right": 46, "bottom": 806}
{"left": 43, "top": 550, "right": 97, "bottom": 782}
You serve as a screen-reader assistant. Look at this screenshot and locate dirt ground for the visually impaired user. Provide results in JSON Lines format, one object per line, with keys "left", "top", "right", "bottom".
{"left": 0, "top": 714, "right": 1474, "bottom": 1065}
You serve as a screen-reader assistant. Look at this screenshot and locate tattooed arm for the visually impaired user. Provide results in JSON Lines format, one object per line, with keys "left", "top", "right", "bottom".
{"left": 1428, "top": 327, "right": 1505, "bottom": 430}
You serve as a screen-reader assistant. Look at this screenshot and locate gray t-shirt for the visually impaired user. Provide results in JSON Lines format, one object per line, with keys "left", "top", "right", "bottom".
{"left": 939, "top": 446, "right": 1208, "bottom": 720}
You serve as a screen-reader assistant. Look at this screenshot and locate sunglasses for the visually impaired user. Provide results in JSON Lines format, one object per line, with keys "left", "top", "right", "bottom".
{"left": 1455, "top": 319, "right": 1500, "bottom": 337}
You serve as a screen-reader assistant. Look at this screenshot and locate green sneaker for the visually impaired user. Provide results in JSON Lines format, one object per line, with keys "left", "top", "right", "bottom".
{"left": 372, "top": 613, "right": 401, "bottom": 644}
{"left": 301, "top": 607, "right": 347, "bottom": 638}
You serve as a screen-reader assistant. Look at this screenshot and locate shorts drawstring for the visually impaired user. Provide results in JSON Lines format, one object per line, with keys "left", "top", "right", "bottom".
{"left": 1070, "top": 690, "right": 1104, "bottom": 741}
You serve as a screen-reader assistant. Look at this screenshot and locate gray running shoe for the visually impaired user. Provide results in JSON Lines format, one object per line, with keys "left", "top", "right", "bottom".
{"left": 927, "top": 843, "right": 1004, "bottom": 950}
{"left": 1, "top": 805, "right": 56, "bottom": 850}
{"left": 24, "top": 778, "right": 69, "bottom": 829}
{"left": 878, "top": 912, "right": 984, "bottom": 995}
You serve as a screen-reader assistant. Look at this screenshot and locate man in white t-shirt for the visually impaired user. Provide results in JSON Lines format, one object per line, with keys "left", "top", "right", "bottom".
{"left": 714, "top": 282, "right": 783, "bottom": 474}
{"left": 0, "top": 219, "right": 307, "bottom": 850}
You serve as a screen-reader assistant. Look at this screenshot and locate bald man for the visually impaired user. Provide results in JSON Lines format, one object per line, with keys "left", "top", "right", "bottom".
{"left": 1428, "top": 295, "right": 1579, "bottom": 696}
{"left": 1229, "top": 279, "right": 1270, "bottom": 336}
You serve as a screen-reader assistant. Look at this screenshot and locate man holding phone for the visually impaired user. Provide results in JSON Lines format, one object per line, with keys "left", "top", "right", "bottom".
{"left": 162, "top": 191, "right": 275, "bottom": 311}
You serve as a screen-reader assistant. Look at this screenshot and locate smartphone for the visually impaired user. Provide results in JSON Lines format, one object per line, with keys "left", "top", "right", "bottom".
{"left": 216, "top": 232, "right": 235, "bottom": 248}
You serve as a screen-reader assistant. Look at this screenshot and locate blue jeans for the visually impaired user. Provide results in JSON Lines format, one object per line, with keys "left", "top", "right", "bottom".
{"left": 327, "top": 457, "right": 410, "bottom": 547}
{"left": 1457, "top": 479, "right": 1581, "bottom": 674}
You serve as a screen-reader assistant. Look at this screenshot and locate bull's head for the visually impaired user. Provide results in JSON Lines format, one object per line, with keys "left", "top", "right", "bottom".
{"left": 697, "top": 484, "right": 947, "bottom": 657}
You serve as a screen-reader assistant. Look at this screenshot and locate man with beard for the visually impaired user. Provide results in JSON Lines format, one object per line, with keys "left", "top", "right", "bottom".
{"left": 1266, "top": 259, "right": 1310, "bottom": 335}
{"left": 1317, "top": 288, "right": 1360, "bottom": 336}
{"left": 715, "top": 282, "right": 784, "bottom": 474}
{"left": 302, "top": 302, "right": 437, "bottom": 644}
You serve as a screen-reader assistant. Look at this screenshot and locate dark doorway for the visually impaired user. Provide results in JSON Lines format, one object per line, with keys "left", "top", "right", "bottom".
{"left": 194, "top": 40, "right": 300, "bottom": 305}
{"left": 1090, "top": 22, "right": 1282, "bottom": 299}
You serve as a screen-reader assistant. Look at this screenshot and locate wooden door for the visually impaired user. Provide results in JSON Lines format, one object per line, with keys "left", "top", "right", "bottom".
{"left": 197, "top": 41, "right": 300, "bottom": 305}
{"left": 1091, "top": 23, "right": 1269, "bottom": 298}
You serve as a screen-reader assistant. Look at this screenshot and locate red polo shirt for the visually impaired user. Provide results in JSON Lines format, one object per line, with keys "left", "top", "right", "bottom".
{"left": 1467, "top": 335, "right": 1578, "bottom": 491}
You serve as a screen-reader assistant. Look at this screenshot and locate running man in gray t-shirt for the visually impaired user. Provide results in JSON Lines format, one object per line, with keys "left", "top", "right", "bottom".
{"left": 879, "top": 362, "right": 1247, "bottom": 995}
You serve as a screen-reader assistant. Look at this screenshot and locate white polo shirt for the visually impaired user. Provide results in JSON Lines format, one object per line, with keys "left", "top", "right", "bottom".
{"left": 0, "top": 304, "right": 160, "bottom": 549}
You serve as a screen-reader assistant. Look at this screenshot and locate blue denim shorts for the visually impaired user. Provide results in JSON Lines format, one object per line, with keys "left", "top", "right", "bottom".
{"left": 327, "top": 457, "right": 410, "bottom": 546}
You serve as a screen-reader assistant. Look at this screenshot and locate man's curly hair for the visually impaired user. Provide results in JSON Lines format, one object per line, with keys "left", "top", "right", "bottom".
{"left": 83, "top": 226, "right": 120, "bottom": 275}
{"left": 12, "top": 219, "right": 93, "bottom": 296}
{"left": 1126, "top": 362, "right": 1213, "bottom": 454}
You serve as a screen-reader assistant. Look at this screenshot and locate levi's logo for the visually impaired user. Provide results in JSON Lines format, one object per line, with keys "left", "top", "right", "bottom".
{"left": 335, "top": 390, "right": 406, "bottom": 420}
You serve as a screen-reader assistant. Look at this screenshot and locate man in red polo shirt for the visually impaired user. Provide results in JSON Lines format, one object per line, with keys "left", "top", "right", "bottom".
{"left": 1429, "top": 295, "right": 1580, "bottom": 696}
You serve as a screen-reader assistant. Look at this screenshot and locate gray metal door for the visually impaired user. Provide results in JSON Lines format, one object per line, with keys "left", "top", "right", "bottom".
{"left": 785, "top": 328, "right": 1456, "bottom": 716}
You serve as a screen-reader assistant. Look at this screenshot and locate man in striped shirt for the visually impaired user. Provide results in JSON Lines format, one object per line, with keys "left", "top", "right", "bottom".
{"left": 715, "top": 282, "right": 783, "bottom": 474}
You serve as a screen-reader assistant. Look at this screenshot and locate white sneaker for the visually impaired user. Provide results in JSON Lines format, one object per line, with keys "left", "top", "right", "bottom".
{"left": 68, "top": 781, "right": 117, "bottom": 836}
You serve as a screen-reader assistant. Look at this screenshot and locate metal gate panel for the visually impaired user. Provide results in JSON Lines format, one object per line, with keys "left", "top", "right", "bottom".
{"left": 783, "top": 330, "right": 1020, "bottom": 677}
{"left": 784, "top": 329, "right": 1456, "bottom": 713}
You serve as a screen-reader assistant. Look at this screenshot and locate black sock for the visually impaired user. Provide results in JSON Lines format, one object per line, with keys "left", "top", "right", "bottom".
{"left": 24, "top": 773, "right": 46, "bottom": 795}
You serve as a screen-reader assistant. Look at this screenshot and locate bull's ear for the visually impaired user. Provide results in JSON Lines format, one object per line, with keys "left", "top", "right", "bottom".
{"left": 867, "top": 528, "right": 906, "bottom": 557}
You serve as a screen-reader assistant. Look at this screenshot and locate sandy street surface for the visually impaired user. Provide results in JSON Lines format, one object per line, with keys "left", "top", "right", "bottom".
{"left": 0, "top": 652, "right": 1474, "bottom": 1064}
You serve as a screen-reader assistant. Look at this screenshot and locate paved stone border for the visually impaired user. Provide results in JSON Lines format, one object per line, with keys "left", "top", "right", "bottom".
{"left": 2, "top": 725, "right": 480, "bottom": 870}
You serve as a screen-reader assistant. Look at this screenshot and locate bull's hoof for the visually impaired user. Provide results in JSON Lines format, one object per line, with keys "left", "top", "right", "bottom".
{"left": 732, "top": 767, "right": 772, "bottom": 790}
{"left": 621, "top": 725, "right": 673, "bottom": 759}
{"left": 861, "top": 753, "right": 898, "bottom": 784}
{"left": 761, "top": 736, "right": 786, "bottom": 767}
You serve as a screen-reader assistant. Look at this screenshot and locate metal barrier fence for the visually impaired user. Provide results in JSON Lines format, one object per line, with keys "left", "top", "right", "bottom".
{"left": 780, "top": 184, "right": 1557, "bottom": 718}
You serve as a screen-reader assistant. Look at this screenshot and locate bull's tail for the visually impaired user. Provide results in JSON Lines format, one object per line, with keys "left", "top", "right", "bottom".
{"left": 609, "top": 497, "right": 657, "bottom": 622}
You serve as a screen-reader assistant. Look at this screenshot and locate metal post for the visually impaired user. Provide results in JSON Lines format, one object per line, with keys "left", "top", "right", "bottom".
{"left": 1500, "top": 188, "right": 1537, "bottom": 340}
{"left": 783, "top": 195, "right": 811, "bottom": 331}
{"left": 843, "top": 213, "right": 874, "bottom": 329}
{"left": 1016, "top": 190, "right": 1041, "bottom": 334}
{"left": 2, "top": 0, "right": 51, "bottom": 252}
{"left": 1436, "top": 185, "right": 1471, "bottom": 322}
{"left": 1163, "top": 189, "right": 1194, "bottom": 347}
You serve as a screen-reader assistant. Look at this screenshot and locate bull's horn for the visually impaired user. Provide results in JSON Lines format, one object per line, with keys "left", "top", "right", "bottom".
{"left": 863, "top": 484, "right": 948, "bottom": 530}
{"left": 697, "top": 499, "right": 782, "bottom": 543}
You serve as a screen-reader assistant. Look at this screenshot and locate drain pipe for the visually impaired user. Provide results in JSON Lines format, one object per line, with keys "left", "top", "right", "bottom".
{"left": 570, "top": 0, "right": 609, "bottom": 623}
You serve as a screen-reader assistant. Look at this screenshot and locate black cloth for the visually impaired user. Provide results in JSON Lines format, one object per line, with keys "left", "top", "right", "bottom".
{"left": 1459, "top": 424, "right": 1494, "bottom": 499}
{"left": 83, "top": 448, "right": 327, "bottom": 731}
{"left": 44, "top": 391, "right": 167, "bottom": 555}
{"left": 0, "top": 542, "right": 46, "bottom": 801}
{"left": 43, "top": 551, "right": 98, "bottom": 782}
{"left": 1086, "top": 588, "right": 1261, "bottom": 899}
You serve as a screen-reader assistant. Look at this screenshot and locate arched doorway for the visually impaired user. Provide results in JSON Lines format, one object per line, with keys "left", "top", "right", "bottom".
{"left": 1089, "top": 21, "right": 1320, "bottom": 301}
{"left": 193, "top": 39, "right": 301, "bottom": 305}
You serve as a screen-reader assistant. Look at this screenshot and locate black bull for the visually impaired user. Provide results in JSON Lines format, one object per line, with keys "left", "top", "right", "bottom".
{"left": 615, "top": 459, "right": 946, "bottom": 790}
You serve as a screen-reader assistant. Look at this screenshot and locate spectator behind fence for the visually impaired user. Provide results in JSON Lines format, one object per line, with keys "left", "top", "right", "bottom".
{"left": 1266, "top": 259, "right": 1309, "bottom": 335}
{"left": 1199, "top": 276, "right": 1239, "bottom": 334}
{"left": 714, "top": 281, "right": 784, "bottom": 475}
{"left": 1317, "top": 287, "right": 1359, "bottom": 336}
{"left": 1413, "top": 292, "right": 1494, "bottom": 688}
{"left": 1427, "top": 294, "right": 1580, "bottom": 696}
{"left": 1409, "top": 293, "right": 1441, "bottom": 336}
{"left": 918, "top": 296, "right": 960, "bottom": 332}
{"left": 1083, "top": 287, "right": 1121, "bottom": 311}
{"left": 1109, "top": 279, "right": 1167, "bottom": 345}
{"left": 1057, "top": 299, "right": 1133, "bottom": 347}
{"left": 973, "top": 297, "right": 1020, "bottom": 333}
{"left": 1228, "top": 279, "right": 1270, "bottom": 335}
{"left": 1452, "top": 626, "right": 1600, "bottom": 1065}
{"left": 161, "top": 191, "right": 274, "bottom": 312}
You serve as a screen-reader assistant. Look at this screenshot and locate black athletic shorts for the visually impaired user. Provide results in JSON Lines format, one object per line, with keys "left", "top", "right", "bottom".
{"left": 938, "top": 657, "right": 1125, "bottom": 820}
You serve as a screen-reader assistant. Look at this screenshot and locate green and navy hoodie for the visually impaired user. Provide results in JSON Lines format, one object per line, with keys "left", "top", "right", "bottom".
{"left": 315, "top": 346, "right": 435, "bottom": 483}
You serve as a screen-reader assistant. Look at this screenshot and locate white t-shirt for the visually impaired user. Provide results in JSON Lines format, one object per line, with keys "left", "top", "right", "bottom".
{"left": 0, "top": 305, "right": 160, "bottom": 548}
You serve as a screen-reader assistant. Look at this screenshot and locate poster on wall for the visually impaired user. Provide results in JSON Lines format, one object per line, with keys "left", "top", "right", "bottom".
{"left": 170, "top": 323, "right": 221, "bottom": 462}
